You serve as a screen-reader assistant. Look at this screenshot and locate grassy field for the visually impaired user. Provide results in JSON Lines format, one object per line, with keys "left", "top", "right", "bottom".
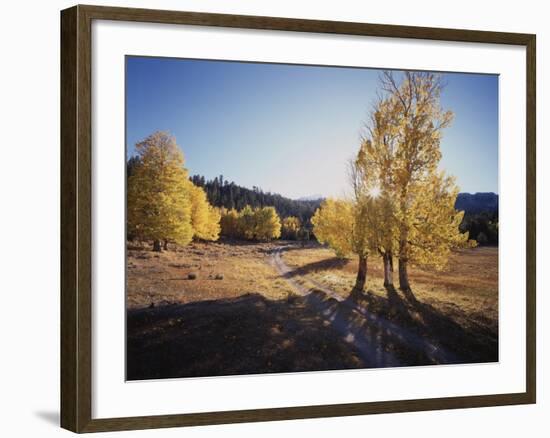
{"left": 281, "top": 244, "right": 499, "bottom": 336}
{"left": 126, "top": 240, "right": 498, "bottom": 380}
{"left": 126, "top": 240, "right": 295, "bottom": 309}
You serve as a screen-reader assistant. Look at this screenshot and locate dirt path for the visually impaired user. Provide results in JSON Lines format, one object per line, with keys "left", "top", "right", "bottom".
{"left": 268, "top": 245, "right": 458, "bottom": 367}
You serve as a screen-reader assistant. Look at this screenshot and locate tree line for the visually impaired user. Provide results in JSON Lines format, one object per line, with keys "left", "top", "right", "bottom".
{"left": 460, "top": 211, "right": 498, "bottom": 245}
{"left": 127, "top": 134, "right": 308, "bottom": 248}
{"left": 219, "top": 206, "right": 281, "bottom": 240}
{"left": 189, "top": 175, "right": 321, "bottom": 226}
{"left": 218, "top": 208, "right": 305, "bottom": 241}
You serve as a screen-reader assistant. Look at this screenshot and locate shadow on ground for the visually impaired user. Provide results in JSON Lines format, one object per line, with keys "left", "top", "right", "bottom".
{"left": 282, "top": 257, "right": 349, "bottom": 278}
{"left": 127, "top": 293, "right": 366, "bottom": 380}
{"left": 350, "top": 285, "right": 499, "bottom": 364}
{"left": 127, "top": 285, "right": 498, "bottom": 381}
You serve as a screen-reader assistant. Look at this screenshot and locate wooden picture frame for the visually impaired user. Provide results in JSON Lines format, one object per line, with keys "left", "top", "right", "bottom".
{"left": 61, "top": 4, "right": 536, "bottom": 433}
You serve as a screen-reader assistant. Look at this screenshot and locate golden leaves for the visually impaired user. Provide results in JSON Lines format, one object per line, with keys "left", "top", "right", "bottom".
{"left": 318, "top": 72, "right": 470, "bottom": 278}
{"left": 188, "top": 183, "right": 221, "bottom": 241}
{"left": 282, "top": 216, "right": 301, "bottom": 239}
{"left": 128, "top": 131, "right": 220, "bottom": 247}
{"left": 312, "top": 199, "right": 357, "bottom": 258}
{"left": 220, "top": 206, "right": 281, "bottom": 241}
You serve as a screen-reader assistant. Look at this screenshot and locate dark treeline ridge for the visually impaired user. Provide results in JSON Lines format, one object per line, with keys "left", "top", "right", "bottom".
{"left": 456, "top": 193, "right": 499, "bottom": 245}
{"left": 460, "top": 211, "right": 498, "bottom": 245}
{"left": 189, "top": 175, "right": 321, "bottom": 226}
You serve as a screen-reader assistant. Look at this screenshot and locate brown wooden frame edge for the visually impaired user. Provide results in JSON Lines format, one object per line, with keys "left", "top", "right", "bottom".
{"left": 60, "top": 4, "right": 536, "bottom": 433}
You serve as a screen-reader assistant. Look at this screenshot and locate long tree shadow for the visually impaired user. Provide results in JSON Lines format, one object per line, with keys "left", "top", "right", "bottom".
{"left": 127, "top": 293, "right": 369, "bottom": 380}
{"left": 349, "top": 284, "right": 498, "bottom": 365}
{"left": 305, "top": 289, "right": 438, "bottom": 367}
{"left": 401, "top": 286, "right": 498, "bottom": 363}
{"left": 282, "top": 257, "right": 348, "bottom": 278}
{"left": 127, "top": 284, "right": 498, "bottom": 381}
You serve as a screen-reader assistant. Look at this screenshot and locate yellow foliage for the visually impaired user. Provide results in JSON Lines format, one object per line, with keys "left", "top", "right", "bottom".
{"left": 406, "top": 172, "right": 475, "bottom": 270}
{"left": 282, "top": 216, "right": 301, "bottom": 239}
{"left": 355, "top": 71, "right": 470, "bottom": 272}
{"left": 220, "top": 205, "right": 281, "bottom": 241}
{"left": 255, "top": 206, "right": 282, "bottom": 241}
{"left": 239, "top": 205, "right": 258, "bottom": 240}
{"left": 127, "top": 131, "right": 220, "bottom": 248}
{"left": 220, "top": 208, "right": 240, "bottom": 237}
{"left": 189, "top": 183, "right": 221, "bottom": 241}
{"left": 312, "top": 199, "right": 368, "bottom": 259}
{"left": 127, "top": 131, "right": 194, "bottom": 247}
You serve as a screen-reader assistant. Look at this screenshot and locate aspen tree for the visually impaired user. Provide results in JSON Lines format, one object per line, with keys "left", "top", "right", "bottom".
{"left": 127, "top": 131, "right": 193, "bottom": 251}
{"left": 282, "top": 216, "right": 301, "bottom": 240}
{"left": 188, "top": 183, "right": 221, "bottom": 241}
{"left": 362, "top": 72, "right": 473, "bottom": 292}
{"left": 312, "top": 198, "right": 370, "bottom": 291}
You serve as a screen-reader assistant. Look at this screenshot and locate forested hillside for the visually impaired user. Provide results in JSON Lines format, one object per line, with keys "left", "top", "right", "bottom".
{"left": 189, "top": 175, "right": 321, "bottom": 225}
{"left": 456, "top": 193, "right": 499, "bottom": 245}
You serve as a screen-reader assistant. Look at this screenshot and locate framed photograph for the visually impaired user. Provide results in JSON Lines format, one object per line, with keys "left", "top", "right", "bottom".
{"left": 60, "top": 4, "right": 536, "bottom": 433}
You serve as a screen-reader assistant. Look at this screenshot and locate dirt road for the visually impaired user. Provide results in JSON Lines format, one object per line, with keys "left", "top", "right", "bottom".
{"left": 268, "top": 245, "right": 457, "bottom": 367}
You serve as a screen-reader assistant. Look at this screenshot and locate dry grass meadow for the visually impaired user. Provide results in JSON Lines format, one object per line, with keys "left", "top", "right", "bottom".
{"left": 126, "top": 240, "right": 294, "bottom": 309}
{"left": 126, "top": 240, "right": 498, "bottom": 380}
{"left": 281, "top": 244, "right": 499, "bottom": 336}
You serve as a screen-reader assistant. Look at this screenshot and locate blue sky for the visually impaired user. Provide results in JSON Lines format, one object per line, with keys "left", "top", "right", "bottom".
{"left": 126, "top": 56, "right": 498, "bottom": 199}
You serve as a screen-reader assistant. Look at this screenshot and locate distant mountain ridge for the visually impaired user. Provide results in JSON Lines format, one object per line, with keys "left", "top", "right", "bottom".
{"left": 455, "top": 192, "right": 498, "bottom": 214}
{"left": 295, "top": 194, "right": 324, "bottom": 201}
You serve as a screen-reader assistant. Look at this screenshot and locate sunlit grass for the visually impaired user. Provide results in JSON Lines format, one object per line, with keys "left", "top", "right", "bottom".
{"left": 281, "top": 245, "right": 498, "bottom": 333}
{"left": 127, "top": 240, "right": 498, "bottom": 337}
{"left": 126, "top": 240, "right": 295, "bottom": 309}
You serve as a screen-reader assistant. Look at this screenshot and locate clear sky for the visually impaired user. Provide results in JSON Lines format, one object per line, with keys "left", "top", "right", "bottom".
{"left": 126, "top": 56, "right": 498, "bottom": 199}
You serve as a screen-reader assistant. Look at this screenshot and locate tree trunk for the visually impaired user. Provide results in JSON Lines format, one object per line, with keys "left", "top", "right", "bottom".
{"left": 354, "top": 255, "right": 368, "bottom": 291}
{"left": 398, "top": 226, "right": 411, "bottom": 292}
{"left": 383, "top": 251, "right": 394, "bottom": 287}
{"left": 163, "top": 240, "right": 169, "bottom": 251}
{"left": 153, "top": 239, "right": 162, "bottom": 252}
{"left": 398, "top": 257, "right": 411, "bottom": 292}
